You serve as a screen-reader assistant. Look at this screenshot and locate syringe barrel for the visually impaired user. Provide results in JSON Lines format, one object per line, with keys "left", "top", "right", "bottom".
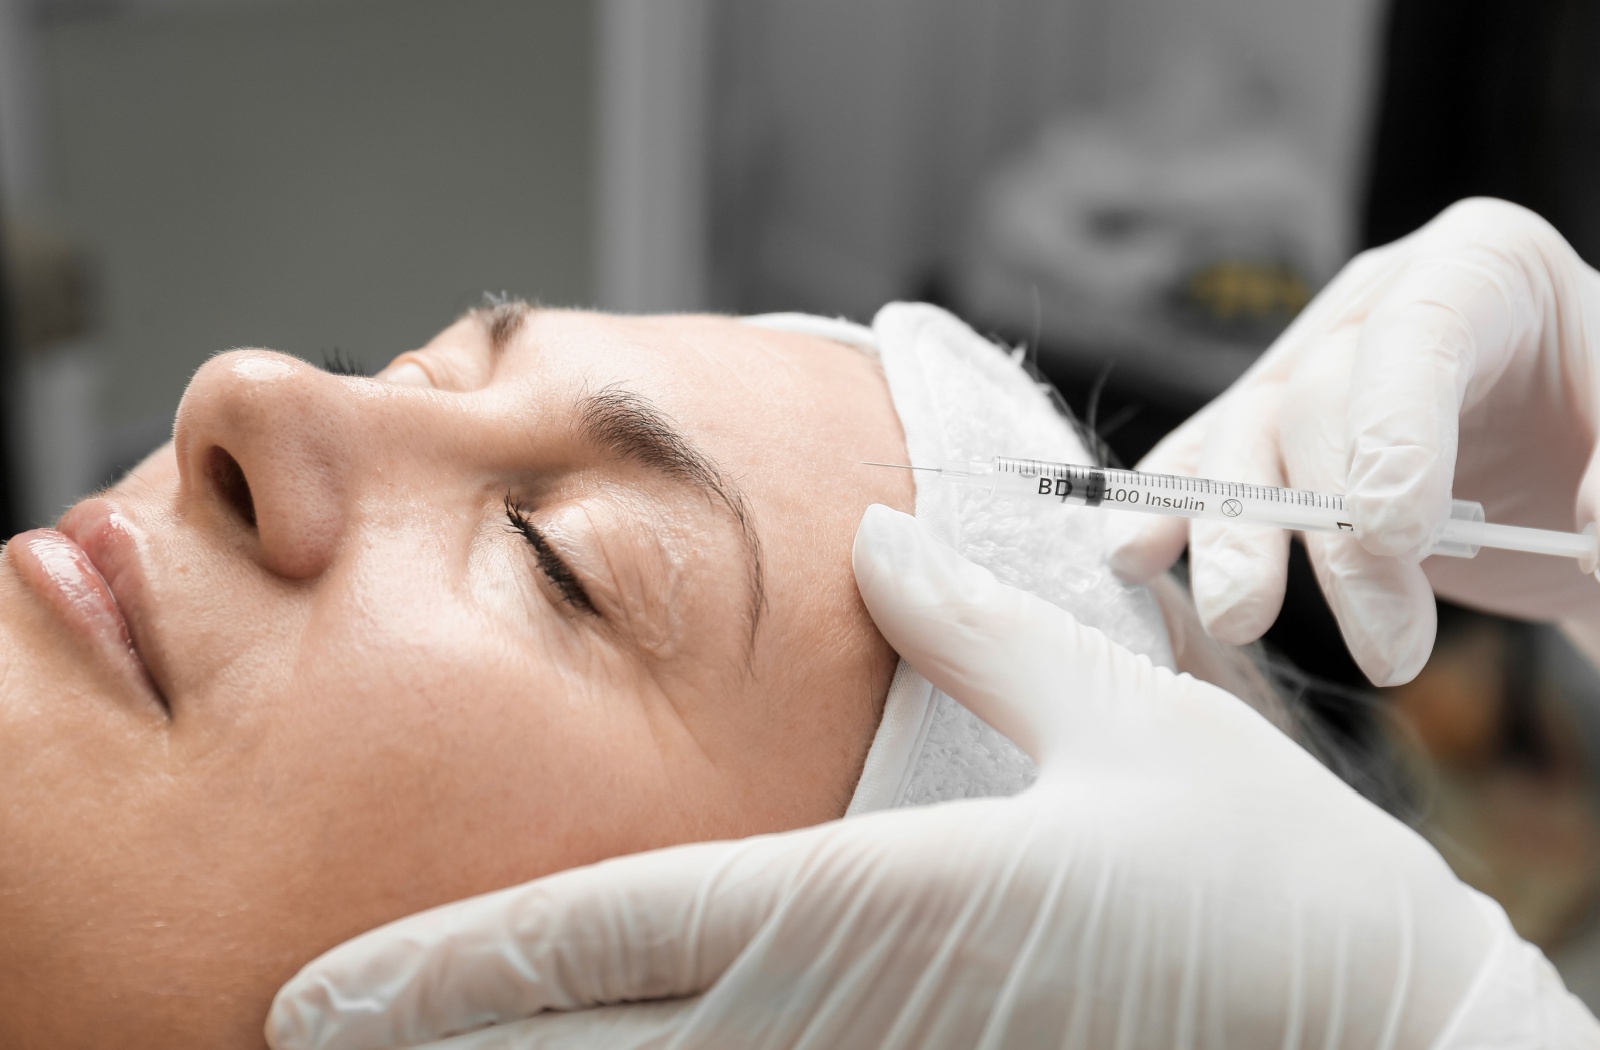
{"left": 1424, "top": 500, "right": 1485, "bottom": 558}
{"left": 942, "top": 458, "right": 1353, "bottom": 533}
{"left": 928, "top": 458, "right": 1600, "bottom": 568}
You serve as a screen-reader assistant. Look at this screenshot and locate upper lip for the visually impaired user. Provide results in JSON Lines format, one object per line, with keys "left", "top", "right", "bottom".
{"left": 56, "top": 498, "right": 171, "bottom": 707}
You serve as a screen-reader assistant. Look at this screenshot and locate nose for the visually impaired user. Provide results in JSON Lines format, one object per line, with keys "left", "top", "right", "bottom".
{"left": 173, "top": 350, "right": 368, "bottom": 579}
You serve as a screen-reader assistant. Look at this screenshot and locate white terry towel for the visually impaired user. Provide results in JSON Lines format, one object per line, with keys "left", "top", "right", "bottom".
{"left": 747, "top": 303, "right": 1174, "bottom": 811}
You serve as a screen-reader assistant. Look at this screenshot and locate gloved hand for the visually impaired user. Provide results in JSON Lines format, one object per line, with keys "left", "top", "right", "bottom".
{"left": 1110, "top": 197, "right": 1600, "bottom": 686}
{"left": 266, "top": 505, "right": 1591, "bottom": 1050}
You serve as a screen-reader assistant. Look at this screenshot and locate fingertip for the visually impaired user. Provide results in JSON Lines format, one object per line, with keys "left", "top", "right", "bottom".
{"left": 1372, "top": 655, "right": 1425, "bottom": 687}
{"left": 266, "top": 950, "right": 426, "bottom": 1050}
{"left": 1107, "top": 540, "right": 1162, "bottom": 582}
{"left": 853, "top": 504, "right": 1010, "bottom": 634}
{"left": 1358, "top": 624, "right": 1433, "bottom": 686}
{"left": 852, "top": 503, "right": 913, "bottom": 582}
{"left": 1306, "top": 535, "right": 1437, "bottom": 686}
{"left": 855, "top": 501, "right": 913, "bottom": 547}
{"left": 1198, "top": 599, "right": 1274, "bottom": 647}
{"left": 1572, "top": 457, "right": 1600, "bottom": 574}
{"left": 1108, "top": 517, "right": 1188, "bottom": 582}
{"left": 264, "top": 978, "right": 335, "bottom": 1050}
{"left": 850, "top": 512, "right": 1100, "bottom": 762}
{"left": 1190, "top": 546, "right": 1285, "bottom": 645}
{"left": 264, "top": 1010, "right": 303, "bottom": 1050}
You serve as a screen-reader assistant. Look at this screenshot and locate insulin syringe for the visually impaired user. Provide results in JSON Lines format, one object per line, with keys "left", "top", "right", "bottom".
{"left": 867, "top": 457, "right": 1599, "bottom": 565}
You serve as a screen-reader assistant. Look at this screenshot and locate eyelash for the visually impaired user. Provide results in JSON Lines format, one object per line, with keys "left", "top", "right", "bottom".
{"left": 503, "top": 496, "right": 598, "bottom": 616}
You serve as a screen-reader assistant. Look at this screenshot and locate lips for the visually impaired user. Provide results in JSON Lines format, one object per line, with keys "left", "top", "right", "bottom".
{"left": 6, "top": 499, "right": 167, "bottom": 710}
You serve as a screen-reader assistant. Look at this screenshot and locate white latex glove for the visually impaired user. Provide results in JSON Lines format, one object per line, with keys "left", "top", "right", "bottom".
{"left": 266, "top": 504, "right": 1594, "bottom": 1050}
{"left": 1110, "top": 197, "right": 1600, "bottom": 686}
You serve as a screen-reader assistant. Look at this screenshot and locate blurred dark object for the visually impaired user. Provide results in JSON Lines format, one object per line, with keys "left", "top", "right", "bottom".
{"left": 1384, "top": 606, "right": 1600, "bottom": 978}
{"left": 5, "top": 221, "right": 91, "bottom": 353}
{"left": 955, "top": 103, "right": 1341, "bottom": 409}
{"left": 1262, "top": 543, "right": 1369, "bottom": 697}
{"left": 0, "top": 217, "right": 96, "bottom": 534}
{"left": 0, "top": 223, "right": 18, "bottom": 542}
{"left": 1364, "top": 0, "right": 1600, "bottom": 259}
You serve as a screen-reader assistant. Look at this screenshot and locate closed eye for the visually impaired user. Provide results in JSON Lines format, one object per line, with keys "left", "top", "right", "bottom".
{"left": 503, "top": 496, "right": 598, "bottom": 616}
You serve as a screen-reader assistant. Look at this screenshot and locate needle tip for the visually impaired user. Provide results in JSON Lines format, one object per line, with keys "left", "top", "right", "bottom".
{"left": 859, "top": 461, "right": 933, "bottom": 471}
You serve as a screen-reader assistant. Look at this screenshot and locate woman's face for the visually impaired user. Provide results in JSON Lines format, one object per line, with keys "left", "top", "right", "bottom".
{"left": 0, "top": 307, "right": 913, "bottom": 1048}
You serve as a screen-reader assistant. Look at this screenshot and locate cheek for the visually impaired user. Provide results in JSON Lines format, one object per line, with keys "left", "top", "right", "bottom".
{"left": 234, "top": 601, "right": 689, "bottom": 925}
{"left": 0, "top": 627, "right": 688, "bottom": 1045}
{"left": 465, "top": 527, "right": 559, "bottom": 636}
{"left": 0, "top": 681, "right": 277, "bottom": 1044}
{"left": 1, "top": 536, "right": 768, "bottom": 1044}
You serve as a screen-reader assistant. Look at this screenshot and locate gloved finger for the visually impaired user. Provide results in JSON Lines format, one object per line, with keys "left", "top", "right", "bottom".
{"left": 1303, "top": 531, "right": 1436, "bottom": 686}
{"left": 1573, "top": 261, "right": 1600, "bottom": 568}
{"left": 1345, "top": 201, "right": 1555, "bottom": 557}
{"left": 404, "top": 998, "right": 691, "bottom": 1050}
{"left": 1109, "top": 242, "right": 1404, "bottom": 586}
{"left": 1266, "top": 235, "right": 1407, "bottom": 355}
{"left": 1576, "top": 443, "right": 1600, "bottom": 579}
{"left": 1277, "top": 333, "right": 1438, "bottom": 686}
{"left": 855, "top": 504, "right": 1179, "bottom": 769}
{"left": 1108, "top": 418, "right": 1204, "bottom": 581}
{"left": 1187, "top": 378, "right": 1290, "bottom": 644}
{"left": 267, "top": 837, "right": 784, "bottom": 1050}
{"left": 855, "top": 505, "right": 1371, "bottom": 812}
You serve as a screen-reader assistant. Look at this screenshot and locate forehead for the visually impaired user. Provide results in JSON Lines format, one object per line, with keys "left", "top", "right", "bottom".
{"left": 437, "top": 309, "right": 886, "bottom": 476}
{"left": 503, "top": 310, "right": 866, "bottom": 405}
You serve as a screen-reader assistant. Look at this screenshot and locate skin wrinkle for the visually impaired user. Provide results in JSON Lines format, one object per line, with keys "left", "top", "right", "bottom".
{"left": 628, "top": 515, "right": 693, "bottom": 662}
{"left": 474, "top": 303, "right": 765, "bottom": 655}
{"left": 556, "top": 496, "right": 748, "bottom": 825}
{"left": 573, "top": 383, "right": 767, "bottom": 654}
{"left": 560, "top": 497, "right": 691, "bottom": 662}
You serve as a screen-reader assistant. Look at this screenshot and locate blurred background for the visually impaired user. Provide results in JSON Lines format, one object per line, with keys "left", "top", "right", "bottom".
{"left": 4, "top": 0, "right": 1600, "bottom": 1009}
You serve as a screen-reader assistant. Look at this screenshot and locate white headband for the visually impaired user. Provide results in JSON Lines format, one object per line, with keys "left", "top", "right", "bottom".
{"left": 748, "top": 303, "right": 1174, "bottom": 810}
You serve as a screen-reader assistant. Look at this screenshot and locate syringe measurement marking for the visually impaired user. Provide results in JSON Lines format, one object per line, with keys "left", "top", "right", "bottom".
{"left": 867, "top": 457, "right": 1597, "bottom": 563}
{"left": 996, "top": 459, "right": 1346, "bottom": 512}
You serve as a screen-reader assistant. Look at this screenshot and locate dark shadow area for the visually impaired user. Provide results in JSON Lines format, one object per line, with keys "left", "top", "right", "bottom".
{"left": 0, "top": 219, "right": 19, "bottom": 543}
{"left": 1364, "top": 0, "right": 1600, "bottom": 261}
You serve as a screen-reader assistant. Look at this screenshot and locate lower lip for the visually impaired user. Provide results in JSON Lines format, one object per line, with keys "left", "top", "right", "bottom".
{"left": 5, "top": 528, "right": 159, "bottom": 701}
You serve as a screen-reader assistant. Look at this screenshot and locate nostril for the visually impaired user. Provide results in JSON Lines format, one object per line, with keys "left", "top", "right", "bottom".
{"left": 206, "top": 446, "right": 257, "bottom": 529}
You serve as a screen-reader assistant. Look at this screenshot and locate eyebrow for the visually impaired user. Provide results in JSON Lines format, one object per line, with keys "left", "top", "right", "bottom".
{"left": 574, "top": 385, "right": 767, "bottom": 649}
{"left": 470, "top": 296, "right": 534, "bottom": 356}
{"left": 465, "top": 302, "right": 767, "bottom": 650}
